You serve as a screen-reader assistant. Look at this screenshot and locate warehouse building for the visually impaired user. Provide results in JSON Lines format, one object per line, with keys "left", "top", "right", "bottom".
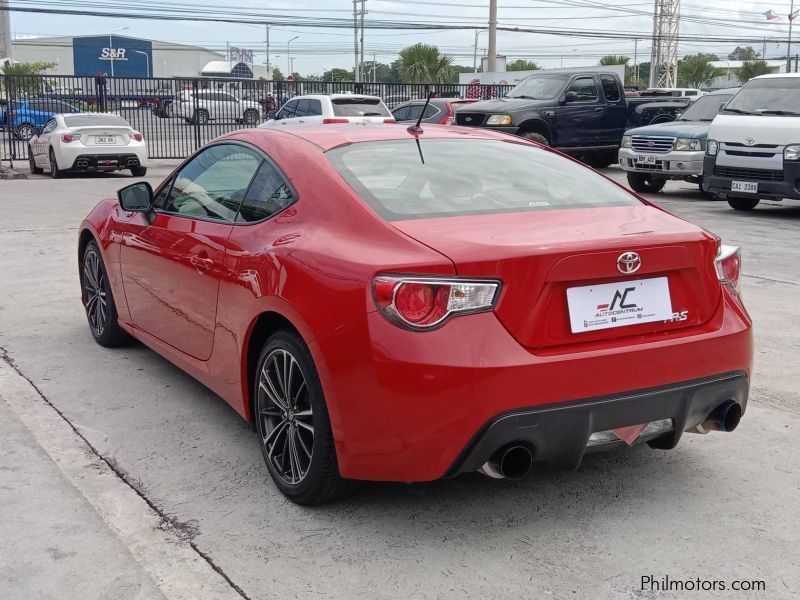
{"left": 11, "top": 35, "right": 270, "bottom": 79}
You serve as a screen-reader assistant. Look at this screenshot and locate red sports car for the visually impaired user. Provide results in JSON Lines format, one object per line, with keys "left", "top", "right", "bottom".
{"left": 79, "top": 124, "right": 752, "bottom": 504}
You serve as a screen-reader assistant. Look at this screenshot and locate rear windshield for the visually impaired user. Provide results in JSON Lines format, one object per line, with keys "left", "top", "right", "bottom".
{"left": 332, "top": 97, "right": 391, "bottom": 117}
{"left": 327, "top": 139, "right": 640, "bottom": 221}
{"left": 64, "top": 114, "right": 130, "bottom": 127}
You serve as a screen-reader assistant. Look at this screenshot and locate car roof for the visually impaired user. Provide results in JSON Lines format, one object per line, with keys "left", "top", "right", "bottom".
{"left": 752, "top": 73, "right": 800, "bottom": 79}
{"left": 291, "top": 93, "right": 383, "bottom": 101}
{"left": 226, "top": 123, "right": 510, "bottom": 152}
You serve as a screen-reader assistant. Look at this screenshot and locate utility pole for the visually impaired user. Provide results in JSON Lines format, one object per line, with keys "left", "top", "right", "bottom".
{"left": 265, "top": 24, "right": 270, "bottom": 78}
{"left": 473, "top": 30, "right": 479, "bottom": 73}
{"left": 487, "top": 0, "right": 497, "bottom": 73}
{"left": 634, "top": 38, "right": 639, "bottom": 84}
{"left": 0, "top": 0, "right": 11, "bottom": 63}
{"left": 353, "top": 0, "right": 360, "bottom": 81}
{"left": 359, "top": 0, "right": 366, "bottom": 82}
{"left": 649, "top": 0, "right": 680, "bottom": 88}
{"left": 788, "top": 0, "right": 795, "bottom": 73}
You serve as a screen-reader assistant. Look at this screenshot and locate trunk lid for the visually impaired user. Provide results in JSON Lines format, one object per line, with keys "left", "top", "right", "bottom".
{"left": 71, "top": 126, "right": 134, "bottom": 147}
{"left": 392, "top": 205, "right": 721, "bottom": 349}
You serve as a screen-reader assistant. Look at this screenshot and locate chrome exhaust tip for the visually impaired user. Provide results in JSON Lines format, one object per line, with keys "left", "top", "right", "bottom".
{"left": 691, "top": 401, "right": 742, "bottom": 434}
{"left": 477, "top": 445, "right": 534, "bottom": 480}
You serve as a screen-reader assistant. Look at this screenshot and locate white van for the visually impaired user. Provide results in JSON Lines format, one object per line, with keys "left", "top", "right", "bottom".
{"left": 703, "top": 74, "right": 800, "bottom": 210}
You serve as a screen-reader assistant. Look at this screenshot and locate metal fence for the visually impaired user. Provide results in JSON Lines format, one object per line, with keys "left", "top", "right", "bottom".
{"left": 1, "top": 75, "right": 513, "bottom": 164}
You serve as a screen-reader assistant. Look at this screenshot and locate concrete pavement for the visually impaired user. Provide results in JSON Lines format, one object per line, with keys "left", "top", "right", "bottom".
{"left": 0, "top": 163, "right": 799, "bottom": 599}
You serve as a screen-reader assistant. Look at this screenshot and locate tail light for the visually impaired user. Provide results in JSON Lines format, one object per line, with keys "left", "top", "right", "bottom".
{"left": 715, "top": 245, "right": 741, "bottom": 291}
{"left": 383, "top": 118, "right": 396, "bottom": 123}
{"left": 323, "top": 118, "right": 350, "bottom": 124}
{"left": 372, "top": 275, "right": 500, "bottom": 330}
{"left": 61, "top": 133, "right": 81, "bottom": 143}
{"left": 129, "top": 132, "right": 143, "bottom": 141}
{"left": 440, "top": 102, "right": 454, "bottom": 125}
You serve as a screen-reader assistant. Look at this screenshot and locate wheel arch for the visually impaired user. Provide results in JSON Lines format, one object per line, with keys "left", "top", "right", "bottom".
{"left": 516, "top": 118, "right": 552, "bottom": 144}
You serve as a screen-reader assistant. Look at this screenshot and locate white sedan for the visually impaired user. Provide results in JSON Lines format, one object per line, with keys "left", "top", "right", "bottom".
{"left": 28, "top": 113, "right": 149, "bottom": 178}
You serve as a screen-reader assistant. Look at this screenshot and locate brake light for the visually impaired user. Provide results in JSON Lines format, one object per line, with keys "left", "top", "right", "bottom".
{"left": 323, "top": 118, "right": 349, "bottom": 124}
{"left": 715, "top": 245, "right": 741, "bottom": 291}
{"left": 61, "top": 133, "right": 81, "bottom": 143}
{"left": 129, "top": 132, "right": 143, "bottom": 141}
{"left": 383, "top": 118, "right": 396, "bottom": 123}
{"left": 372, "top": 276, "right": 500, "bottom": 330}
{"left": 440, "top": 102, "right": 453, "bottom": 125}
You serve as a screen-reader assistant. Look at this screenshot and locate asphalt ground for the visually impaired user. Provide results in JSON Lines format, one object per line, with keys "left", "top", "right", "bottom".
{"left": 1, "top": 163, "right": 798, "bottom": 599}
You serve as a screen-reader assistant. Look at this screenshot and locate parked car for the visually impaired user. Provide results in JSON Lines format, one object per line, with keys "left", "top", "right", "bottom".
{"left": 28, "top": 113, "right": 148, "bottom": 178}
{"left": 618, "top": 88, "right": 738, "bottom": 195}
{"left": 175, "top": 89, "right": 262, "bottom": 125}
{"left": 7, "top": 98, "right": 83, "bottom": 141}
{"left": 455, "top": 71, "right": 689, "bottom": 168}
{"left": 383, "top": 94, "right": 415, "bottom": 109}
{"left": 703, "top": 73, "right": 800, "bottom": 211}
{"left": 0, "top": 99, "right": 8, "bottom": 130}
{"left": 391, "top": 98, "right": 477, "bottom": 125}
{"left": 78, "top": 124, "right": 752, "bottom": 504}
{"left": 261, "top": 93, "right": 394, "bottom": 127}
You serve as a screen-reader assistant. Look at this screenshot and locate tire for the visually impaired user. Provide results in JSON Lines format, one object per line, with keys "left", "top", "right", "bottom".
{"left": 49, "top": 149, "right": 65, "bottom": 179}
{"left": 242, "top": 109, "right": 259, "bottom": 126}
{"left": 130, "top": 166, "right": 148, "bottom": 177}
{"left": 28, "top": 147, "right": 43, "bottom": 174}
{"left": 727, "top": 197, "right": 760, "bottom": 211}
{"left": 627, "top": 172, "right": 667, "bottom": 194}
{"left": 585, "top": 151, "right": 616, "bottom": 169}
{"left": 193, "top": 109, "right": 209, "bottom": 125}
{"left": 81, "top": 241, "right": 129, "bottom": 347}
{"left": 254, "top": 330, "right": 358, "bottom": 505}
{"left": 519, "top": 131, "right": 549, "bottom": 146}
{"left": 16, "top": 123, "right": 34, "bottom": 141}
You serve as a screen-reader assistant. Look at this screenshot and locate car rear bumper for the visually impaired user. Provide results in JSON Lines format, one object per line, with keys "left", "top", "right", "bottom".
{"left": 619, "top": 148, "right": 704, "bottom": 177}
{"left": 322, "top": 288, "right": 752, "bottom": 482}
{"left": 68, "top": 153, "right": 144, "bottom": 171}
{"left": 446, "top": 370, "right": 748, "bottom": 475}
{"left": 703, "top": 156, "right": 800, "bottom": 200}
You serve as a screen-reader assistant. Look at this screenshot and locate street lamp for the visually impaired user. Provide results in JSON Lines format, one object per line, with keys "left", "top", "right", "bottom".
{"left": 134, "top": 50, "right": 150, "bottom": 78}
{"left": 287, "top": 36, "right": 299, "bottom": 77}
{"left": 109, "top": 26, "right": 129, "bottom": 77}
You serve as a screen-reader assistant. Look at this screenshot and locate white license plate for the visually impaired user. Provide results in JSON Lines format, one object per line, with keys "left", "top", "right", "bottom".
{"left": 636, "top": 155, "right": 657, "bottom": 164}
{"left": 94, "top": 136, "right": 115, "bottom": 144}
{"left": 566, "top": 277, "right": 673, "bottom": 334}
{"left": 731, "top": 180, "right": 758, "bottom": 194}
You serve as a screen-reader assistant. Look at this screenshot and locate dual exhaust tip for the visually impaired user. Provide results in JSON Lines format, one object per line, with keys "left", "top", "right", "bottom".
{"left": 76, "top": 160, "right": 89, "bottom": 168}
{"left": 478, "top": 445, "right": 534, "bottom": 480}
{"left": 691, "top": 400, "right": 742, "bottom": 434}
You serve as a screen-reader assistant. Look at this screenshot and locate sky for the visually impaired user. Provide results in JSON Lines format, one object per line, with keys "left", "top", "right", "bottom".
{"left": 8, "top": 0, "right": 800, "bottom": 75}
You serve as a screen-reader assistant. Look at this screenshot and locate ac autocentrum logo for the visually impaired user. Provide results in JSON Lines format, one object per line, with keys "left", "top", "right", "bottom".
{"left": 617, "top": 251, "right": 641, "bottom": 274}
{"left": 594, "top": 287, "right": 644, "bottom": 320}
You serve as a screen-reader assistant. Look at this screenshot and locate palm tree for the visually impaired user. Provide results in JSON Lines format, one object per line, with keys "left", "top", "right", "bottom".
{"left": 737, "top": 60, "right": 772, "bottom": 84}
{"left": 398, "top": 43, "right": 454, "bottom": 84}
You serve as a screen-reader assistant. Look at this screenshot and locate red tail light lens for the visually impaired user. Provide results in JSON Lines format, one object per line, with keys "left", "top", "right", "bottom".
{"left": 715, "top": 245, "right": 741, "bottom": 291}
{"left": 440, "top": 103, "right": 453, "bottom": 125}
{"left": 323, "top": 118, "right": 350, "bottom": 124}
{"left": 61, "top": 133, "right": 81, "bottom": 143}
{"left": 383, "top": 118, "right": 396, "bottom": 123}
{"left": 129, "top": 132, "right": 143, "bottom": 141}
{"left": 373, "top": 276, "right": 500, "bottom": 330}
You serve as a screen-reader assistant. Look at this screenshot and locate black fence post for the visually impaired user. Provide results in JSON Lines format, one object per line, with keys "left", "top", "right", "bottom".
{"left": 192, "top": 79, "right": 200, "bottom": 152}
{"left": 2, "top": 75, "right": 13, "bottom": 169}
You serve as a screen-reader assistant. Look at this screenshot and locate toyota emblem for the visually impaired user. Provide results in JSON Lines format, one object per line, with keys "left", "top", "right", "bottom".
{"left": 744, "top": 137, "right": 755, "bottom": 146}
{"left": 617, "top": 251, "right": 641, "bottom": 274}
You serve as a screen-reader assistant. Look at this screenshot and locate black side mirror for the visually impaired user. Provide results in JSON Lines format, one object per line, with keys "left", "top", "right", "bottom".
{"left": 118, "top": 182, "right": 153, "bottom": 212}
{"left": 564, "top": 91, "right": 579, "bottom": 103}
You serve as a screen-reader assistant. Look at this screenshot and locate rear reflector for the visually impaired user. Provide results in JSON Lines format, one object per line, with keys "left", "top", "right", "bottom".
{"left": 587, "top": 419, "right": 673, "bottom": 448}
{"left": 323, "top": 118, "right": 350, "bottom": 124}
{"left": 715, "top": 245, "right": 741, "bottom": 291}
{"left": 373, "top": 275, "right": 500, "bottom": 330}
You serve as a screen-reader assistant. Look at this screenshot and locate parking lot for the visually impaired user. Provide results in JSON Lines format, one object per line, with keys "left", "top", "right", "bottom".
{"left": 1, "top": 163, "right": 799, "bottom": 599}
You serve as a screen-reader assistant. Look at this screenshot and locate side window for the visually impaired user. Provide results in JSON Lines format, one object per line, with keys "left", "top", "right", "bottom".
{"left": 600, "top": 75, "right": 621, "bottom": 102}
{"left": 42, "top": 119, "right": 57, "bottom": 134}
{"left": 237, "top": 160, "right": 295, "bottom": 222}
{"left": 392, "top": 106, "right": 410, "bottom": 121}
{"left": 221, "top": 93, "right": 237, "bottom": 103}
{"left": 423, "top": 104, "right": 439, "bottom": 118}
{"left": 294, "top": 99, "right": 310, "bottom": 117}
{"left": 568, "top": 77, "right": 599, "bottom": 102}
{"left": 278, "top": 100, "right": 298, "bottom": 119}
{"left": 685, "top": 91, "right": 697, "bottom": 97}
{"left": 305, "top": 99, "right": 323, "bottom": 116}
{"left": 406, "top": 105, "right": 424, "bottom": 121}
{"left": 162, "top": 144, "right": 262, "bottom": 222}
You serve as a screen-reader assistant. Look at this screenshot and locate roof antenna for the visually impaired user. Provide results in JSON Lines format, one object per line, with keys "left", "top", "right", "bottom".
{"left": 407, "top": 90, "right": 433, "bottom": 135}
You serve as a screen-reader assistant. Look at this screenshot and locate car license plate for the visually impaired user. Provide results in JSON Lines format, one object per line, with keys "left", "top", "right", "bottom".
{"left": 94, "top": 136, "right": 115, "bottom": 144}
{"left": 636, "top": 155, "right": 657, "bottom": 164}
{"left": 566, "top": 277, "right": 673, "bottom": 334}
{"left": 731, "top": 180, "right": 758, "bottom": 194}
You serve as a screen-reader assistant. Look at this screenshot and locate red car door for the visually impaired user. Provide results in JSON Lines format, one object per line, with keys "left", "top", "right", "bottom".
{"left": 119, "top": 143, "right": 264, "bottom": 360}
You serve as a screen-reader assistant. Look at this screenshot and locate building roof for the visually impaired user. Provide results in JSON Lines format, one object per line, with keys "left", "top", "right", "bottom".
{"left": 709, "top": 60, "right": 787, "bottom": 69}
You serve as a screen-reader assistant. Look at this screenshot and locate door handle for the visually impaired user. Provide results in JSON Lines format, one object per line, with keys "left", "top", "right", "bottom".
{"left": 593, "top": 107, "right": 604, "bottom": 112}
{"left": 189, "top": 254, "right": 214, "bottom": 273}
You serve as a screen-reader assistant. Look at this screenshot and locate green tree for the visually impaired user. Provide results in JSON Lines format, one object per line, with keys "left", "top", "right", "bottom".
{"left": 506, "top": 59, "right": 540, "bottom": 72}
{"left": 270, "top": 67, "right": 284, "bottom": 81}
{"left": 729, "top": 46, "right": 760, "bottom": 61}
{"left": 677, "top": 54, "right": 722, "bottom": 88}
{"left": 599, "top": 55, "right": 630, "bottom": 66}
{"left": 737, "top": 60, "right": 772, "bottom": 83}
{"left": 322, "top": 67, "right": 354, "bottom": 82}
{"left": 398, "top": 43, "right": 454, "bottom": 83}
{"left": 1, "top": 61, "right": 58, "bottom": 96}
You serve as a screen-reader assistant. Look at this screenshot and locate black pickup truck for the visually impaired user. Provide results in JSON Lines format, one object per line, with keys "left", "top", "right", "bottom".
{"left": 456, "top": 71, "right": 689, "bottom": 168}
